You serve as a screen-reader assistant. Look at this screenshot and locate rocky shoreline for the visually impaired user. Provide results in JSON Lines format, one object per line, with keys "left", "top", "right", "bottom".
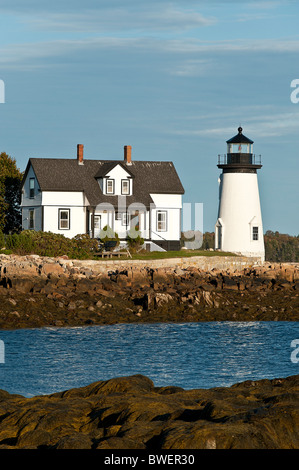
{"left": 0, "top": 373, "right": 298, "bottom": 449}
{"left": 0, "top": 254, "right": 298, "bottom": 329}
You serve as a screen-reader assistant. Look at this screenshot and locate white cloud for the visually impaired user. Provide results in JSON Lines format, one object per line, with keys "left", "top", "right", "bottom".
{"left": 1, "top": 33, "right": 299, "bottom": 72}
{"left": 246, "top": 1, "right": 284, "bottom": 9}
{"left": 172, "top": 110, "right": 299, "bottom": 138}
{"left": 0, "top": 37, "right": 142, "bottom": 69}
{"left": 170, "top": 59, "right": 214, "bottom": 77}
{"left": 16, "top": 6, "right": 216, "bottom": 34}
{"left": 162, "top": 38, "right": 299, "bottom": 54}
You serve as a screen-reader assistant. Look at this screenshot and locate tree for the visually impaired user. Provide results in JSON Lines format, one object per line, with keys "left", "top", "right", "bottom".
{"left": 0, "top": 152, "right": 23, "bottom": 233}
{"left": 202, "top": 232, "right": 215, "bottom": 250}
{"left": 264, "top": 231, "right": 299, "bottom": 262}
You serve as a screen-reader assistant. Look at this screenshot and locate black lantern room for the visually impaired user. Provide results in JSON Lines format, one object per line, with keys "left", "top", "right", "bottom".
{"left": 218, "top": 127, "right": 262, "bottom": 173}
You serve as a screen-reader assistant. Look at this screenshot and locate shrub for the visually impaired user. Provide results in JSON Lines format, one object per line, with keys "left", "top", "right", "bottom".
{"left": 0, "top": 230, "right": 5, "bottom": 249}
{"left": 99, "top": 225, "right": 120, "bottom": 250}
{"left": 71, "top": 233, "right": 98, "bottom": 259}
{"left": 5, "top": 233, "right": 20, "bottom": 250}
{"left": 5, "top": 230, "right": 99, "bottom": 259}
{"left": 126, "top": 229, "right": 144, "bottom": 253}
{"left": 14, "top": 231, "right": 34, "bottom": 254}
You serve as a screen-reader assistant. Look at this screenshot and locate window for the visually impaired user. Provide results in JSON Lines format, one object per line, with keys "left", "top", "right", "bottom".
{"left": 94, "top": 215, "right": 101, "bottom": 230}
{"left": 29, "top": 209, "right": 34, "bottom": 229}
{"left": 252, "top": 226, "right": 259, "bottom": 241}
{"left": 29, "top": 178, "right": 35, "bottom": 198}
{"left": 122, "top": 213, "right": 128, "bottom": 226}
{"left": 106, "top": 179, "right": 114, "bottom": 194}
{"left": 121, "top": 179, "right": 130, "bottom": 195}
{"left": 157, "top": 211, "right": 167, "bottom": 232}
{"left": 59, "top": 209, "right": 70, "bottom": 230}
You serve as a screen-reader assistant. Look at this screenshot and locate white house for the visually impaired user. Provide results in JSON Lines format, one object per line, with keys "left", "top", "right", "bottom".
{"left": 21, "top": 144, "right": 185, "bottom": 251}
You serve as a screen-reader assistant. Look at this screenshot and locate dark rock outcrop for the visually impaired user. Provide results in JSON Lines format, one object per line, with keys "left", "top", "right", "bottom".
{"left": 0, "top": 374, "right": 298, "bottom": 449}
{"left": 0, "top": 255, "right": 298, "bottom": 329}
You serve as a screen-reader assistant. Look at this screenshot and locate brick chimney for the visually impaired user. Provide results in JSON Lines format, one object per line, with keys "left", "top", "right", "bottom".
{"left": 124, "top": 145, "right": 132, "bottom": 165}
{"left": 77, "top": 144, "right": 84, "bottom": 165}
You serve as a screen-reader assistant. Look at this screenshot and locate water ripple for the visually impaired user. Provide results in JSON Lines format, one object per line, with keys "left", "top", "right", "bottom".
{"left": 0, "top": 322, "right": 298, "bottom": 397}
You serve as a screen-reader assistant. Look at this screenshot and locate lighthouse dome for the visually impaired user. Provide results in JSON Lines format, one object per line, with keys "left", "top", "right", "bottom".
{"left": 226, "top": 127, "right": 254, "bottom": 145}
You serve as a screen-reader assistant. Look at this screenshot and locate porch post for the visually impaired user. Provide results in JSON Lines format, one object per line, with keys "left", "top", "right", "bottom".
{"left": 86, "top": 208, "right": 89, "bottom": 236}
{"left": 149, "top": 207, "right": 152, "bottom": 241}
{"left": 91, "top": 208, "right": 95, "bottom": 238}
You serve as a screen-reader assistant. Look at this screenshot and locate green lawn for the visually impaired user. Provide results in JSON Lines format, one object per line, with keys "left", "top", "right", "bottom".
{"left": 130, "top": 250, "right": 237, "bottom": 260}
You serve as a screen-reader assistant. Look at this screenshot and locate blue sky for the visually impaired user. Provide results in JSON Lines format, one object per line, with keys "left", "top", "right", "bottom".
{"left": 0, "top": 0, "right": 298, "bottom": 235}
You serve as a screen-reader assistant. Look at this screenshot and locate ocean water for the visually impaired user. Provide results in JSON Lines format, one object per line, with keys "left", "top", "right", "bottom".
{"left": 0, "top": 321, "right": 298, "bottom": 397}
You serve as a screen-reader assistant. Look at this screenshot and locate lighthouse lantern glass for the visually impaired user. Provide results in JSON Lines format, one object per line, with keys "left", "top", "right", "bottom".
{"left": 227, "top": 143, "right": 252, "bottom": 154}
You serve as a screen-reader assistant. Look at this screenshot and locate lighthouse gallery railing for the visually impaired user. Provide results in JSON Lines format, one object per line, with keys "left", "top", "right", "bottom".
{"left": 218, "top": 154, "right": 262, "bottom": 165}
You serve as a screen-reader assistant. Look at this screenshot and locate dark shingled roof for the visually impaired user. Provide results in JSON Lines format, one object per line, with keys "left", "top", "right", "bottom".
{"left": 25, "top": 158, "right": 184, "bottom": 208}
{"left": 94, "top": 161, "right": 135, "bottom": 179}
{"left": 226, "top": 127, "right": 254, "bottom": 145}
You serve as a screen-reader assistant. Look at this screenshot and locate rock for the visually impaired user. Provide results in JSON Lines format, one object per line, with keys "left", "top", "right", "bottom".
{"left": 75, "top": 279, "right": 96, "bottom": 293}
{"left": 42, "top": 263, "right": 65, "bottom": 277}
{"left": 0, "top": 374, "right": 297, "bottom": 449}
{"left": 68, "top": 301, "right": 76, "bottom": 310}
{"left": 152, "top": 269, "right": 170, "bottom": 287}
{"left": 11, "top": 278, "right": 35, "bottom": 294}
{"left": 9, "top": 311, "right": 20, "bottom": 318}
{"left": 17, "top": 430, "right": 53, "bottom": 448}
{"left": 55, "top": 434, "right": 93, "bottom": 449}
{"left": 202, "top": 291, "right": 213, "bottom": 307}
{"left": 222, "top": 276, "right": 239, "bottom": 290}
{"left": 155, "top": 293, "right": 173, "bottom": 306}
{"left": 199, "top": 283, "right": 215, "bottom": 292}
{"left": 130, "top": 269, "right": 150, "bottom": 287}
{"left": 279, "top": 283, "right": 292, "bottom": 290}
{"left": 0, "top": 255, "right": 298, "bottom": 328}
{"left": 96, "top": 288, "right": 115, "bottom": 298}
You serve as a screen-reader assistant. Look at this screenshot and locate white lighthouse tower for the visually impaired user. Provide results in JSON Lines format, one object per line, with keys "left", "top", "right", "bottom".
{"left": 215, "top": 127, "right": 265, "bottom": 262}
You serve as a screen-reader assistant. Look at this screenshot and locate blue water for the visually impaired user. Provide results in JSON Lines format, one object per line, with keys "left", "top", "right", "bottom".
{"left": 0, "top": 322, "right": 298, "bottom": 397}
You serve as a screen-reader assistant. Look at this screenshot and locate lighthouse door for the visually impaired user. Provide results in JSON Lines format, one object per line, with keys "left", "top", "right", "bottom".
{"left": 217, "top": 225, "right": 222, "bottom": 249}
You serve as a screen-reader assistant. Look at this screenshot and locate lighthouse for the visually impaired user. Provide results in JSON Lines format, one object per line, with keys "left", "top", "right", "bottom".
{"left": 215, "top": 127, "right": 265, "bottom": 262}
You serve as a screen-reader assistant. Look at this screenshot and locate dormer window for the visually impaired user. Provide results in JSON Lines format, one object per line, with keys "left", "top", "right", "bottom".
{"left": 121, "top": 179, "right": 130, "bottom": 195}
{"left": 106, "top": 179, "right": 115, "bottom": 194}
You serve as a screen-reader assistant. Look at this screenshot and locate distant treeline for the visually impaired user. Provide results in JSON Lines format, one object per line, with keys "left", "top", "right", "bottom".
{"left": 264, "top": 231, "right": 299, "bottom": 263}
{"left": 201, "top": 231, "right": 299, "bottom": 262}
